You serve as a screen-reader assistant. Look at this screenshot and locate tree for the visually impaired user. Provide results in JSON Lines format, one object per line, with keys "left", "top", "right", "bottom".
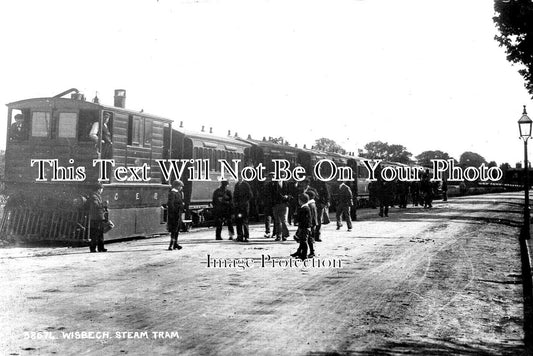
{"left": 360, "top": 141, "right": 412, "bottom": 164}
{"left": 459, "top": 151, "right": 487, "bottom": 168}
{"left": 488, "top": 161, "right": 498, "bottom": 168}
{"left": 313, "top": 138, "right": 346, "bottom": 154}
{"left": 415, "top": 150, "right": 454, "bottom": 167}
{"left": 494, "top": 1, "right": 533, "bottom": 97}
{"left": 500, "top": 162, "right": 511, "bottom": 171}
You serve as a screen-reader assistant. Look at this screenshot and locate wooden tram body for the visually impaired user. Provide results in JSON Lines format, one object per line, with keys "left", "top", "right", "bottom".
{"left": 1, "top": 89, "right": 172, "bottom": 242}
{"left": 1, "top": 88, "right": 372, "bottom": 244}
{"left": 239, "top": 138, "right": 370, "bottom": 214}
{"left": 170, "top": 129, "right": 250, "bottom": 224}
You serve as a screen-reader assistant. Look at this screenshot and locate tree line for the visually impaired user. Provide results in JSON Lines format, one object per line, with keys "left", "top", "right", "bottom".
{"left": 313, "top": 138, "right": 508, "bottom": 171}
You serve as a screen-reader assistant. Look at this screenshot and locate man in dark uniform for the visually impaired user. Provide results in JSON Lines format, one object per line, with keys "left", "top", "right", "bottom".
{"left": 310, "top": 175, "right": 330, "bottom": 242}
{"left": 212, "top": 180, "right": 235, "bottom": 240}
{"left": 10, "top": 113, "right": 27, "bottom": 141}
{"left": 397, "top": 180, "right": 408, "bottom": 209}
{"left": 287, "top": 179, "right": 299, "bottom": 226}
{"left": 88, "top": 182, "right": 107, "bottom": 253}
{"left": 442, "top": 179, "right": 448, "bottom": 202}
{"left": 410, "top": 180, "right": 420, "bottom": 207}
{"left": 421, "top": 169, "right": 433, "bottom": 208}
{"left": 350, "top": 181, "right": 358, "bottom": 221}
{"left": 296, "top": 177, "right": 319, "bottom": 236}
{"left": 89, "top": 112, "right": 113, "bottom": 159}
{"left": 233, "top": 177, "right": 253, "bottom": 242}
{"left": 378, "top": 178, "right": 395, "bottom": 217}
{"left": 262, "top": 173, "right": 276, "bottom": 238}
{"left": 336, "top": 182, "right": 353, "bottom": 231}
{"left": 167, "top": 180, "right": 185, "bottom": 250}
{"left": 291, "top": 193, "right": 313, "bottom": 260}
{"left": 272, "top": 179, "right": 291, "bottom": 241}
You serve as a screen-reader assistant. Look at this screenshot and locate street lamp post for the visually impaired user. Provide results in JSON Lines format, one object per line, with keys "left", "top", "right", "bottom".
{"left": 519, "top": 105, "right": 532, "bottom": 239}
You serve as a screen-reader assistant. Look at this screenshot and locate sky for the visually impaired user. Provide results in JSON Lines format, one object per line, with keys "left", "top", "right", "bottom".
{"left": 0, "top": 0, "right": 531, "bottom": 166}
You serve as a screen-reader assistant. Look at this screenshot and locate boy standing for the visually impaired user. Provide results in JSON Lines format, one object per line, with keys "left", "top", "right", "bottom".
{"left": 290, "top": 193, "right": 316, "bottom": 260}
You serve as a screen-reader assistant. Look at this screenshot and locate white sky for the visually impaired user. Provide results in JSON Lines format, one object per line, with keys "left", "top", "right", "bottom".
{"left": 0, "top": 0, "right": 530, "bottom": 166}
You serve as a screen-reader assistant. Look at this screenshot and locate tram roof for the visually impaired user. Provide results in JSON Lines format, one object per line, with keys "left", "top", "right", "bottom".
{"left": 237, "top": 137, "right": 306, "bottom": 153}
{"left": 176, "top": 128, "right": 251, "bottom": 148}
{"left": 6, "top": 97, "right": 173, "bottom": 124}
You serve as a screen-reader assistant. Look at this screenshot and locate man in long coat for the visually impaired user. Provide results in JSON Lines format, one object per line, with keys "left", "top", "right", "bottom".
{"left": 167, "top": 180, "right": 185, "bottom": 250}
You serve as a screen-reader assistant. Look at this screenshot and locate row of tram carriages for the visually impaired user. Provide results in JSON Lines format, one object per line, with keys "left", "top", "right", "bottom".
{"left": 0, "top": 89, "right": 369, "bottom": 244}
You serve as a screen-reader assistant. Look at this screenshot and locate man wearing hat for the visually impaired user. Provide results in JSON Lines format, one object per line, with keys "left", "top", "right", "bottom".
{"left": 233, "top": 176, "right": 253, "bottom": 242}
{"left": 89, "top": 111, "right": 113, "bottom": 159}
{"left": 212, "top": 179, "right": 235, "bottom": 240}
{"left": 167, "top": 180, "right": 185, "bottom": 250}
{"left": 88, "top": 182, "right": 107, "bottom": 252}
{"left": 10, "top": 113, "right": 27, "bottom": 141}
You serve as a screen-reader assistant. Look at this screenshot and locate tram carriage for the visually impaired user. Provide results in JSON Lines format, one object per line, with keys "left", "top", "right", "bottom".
{"left": 169, "top": 127, "right": 250, "bottom": 225}
{"left": 239, "top": 138, "right": 371, "bottom": 216}
{"left": 1, "top": 88, "right": 371, "bottom": 243}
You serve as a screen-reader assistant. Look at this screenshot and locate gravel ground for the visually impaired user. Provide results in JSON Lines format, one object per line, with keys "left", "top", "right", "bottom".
{"left": 0, "top": 192, "right": 528, "bottom": 355}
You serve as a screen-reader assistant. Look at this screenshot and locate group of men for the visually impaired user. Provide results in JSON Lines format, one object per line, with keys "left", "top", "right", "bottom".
{"left": 369, "top": 169, "right": 446, "bottom": 217}
{"left": 211, "top": 174, "right": 357, "bottom": 243}
{"left": 212, "top": 178, "right": 254, "bottom": 242}
{"left": 88, "top": 173, "right": 360, "bottom": 254}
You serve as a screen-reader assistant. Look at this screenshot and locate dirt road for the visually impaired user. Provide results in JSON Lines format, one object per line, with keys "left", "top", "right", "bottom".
{"left": 0, "top": 192, "right": 528, "bottom": 355}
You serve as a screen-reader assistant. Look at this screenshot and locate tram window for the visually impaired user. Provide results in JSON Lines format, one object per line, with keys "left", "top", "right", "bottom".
{"left": 9, "top": 110, "right": 29, "bottom": 141}
{"left": 215, "top": 151, "right": 219, "bottom": 168}
{"left": 358, "top": 165, "right": 369, "bottom": 179}
{"left": 144, "top": 119, "right": 152, "bottom": 147}
{"left": 210, "top": 149, "right": 216, "bottom": 171}
{"left": 78, "top": 109, "right": 98, "bottom": 141}
{"left": 31, "top": 112, "right": 50, "bottom": 137}
{"left": 127, "top": 115, "right": 142, "bottom": 146}
{"left": 204, "top": 148, "right": 210, "bottom": 166}
{"left": 58, "top": 113, "right": 77, "bottom": 138}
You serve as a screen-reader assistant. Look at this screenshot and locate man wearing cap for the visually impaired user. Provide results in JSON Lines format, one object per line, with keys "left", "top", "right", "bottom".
{"left": 10, "top": 113, "right": 27, "bottom": 141}
{"left": 88, "top": 183, "right": 107, "bottom": 252}
{"left": 336, "top": 182, "right": 353, "bottom": 232}
{"left": 272, "top": 179, "right": 291, "bottom": 241}
{"left": 167, "top": 180, "right": 185, "bottom": 250}
{"left": 310, "top": 175, "right": 330, "bottom": 241}
{"left": 212, "top": 180, "right": 235, "bottom": 240}
{"left": 233, "top": 176, "right": 253, "bottom": 242}
{"left": 261, "top": 172, "right": 276, "bottom": 238}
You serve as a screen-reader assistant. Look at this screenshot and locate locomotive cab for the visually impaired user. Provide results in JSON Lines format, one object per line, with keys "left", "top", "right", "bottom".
{"left": 1, "top": 89, "right": 173, "bottom": 243}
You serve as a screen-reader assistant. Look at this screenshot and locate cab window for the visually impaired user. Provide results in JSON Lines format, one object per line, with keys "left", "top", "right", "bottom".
{"left": 9, "top": 109, "right": 29, "bottom": 141}
{"left": 58, "top": 112, "right": 77, "bottom": 138}
{"left": 31, "top": 112, "right": 51, "bottom": 137}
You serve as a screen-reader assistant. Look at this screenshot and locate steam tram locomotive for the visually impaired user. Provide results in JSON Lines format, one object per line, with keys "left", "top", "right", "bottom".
{"left": 0, "top": 89, "right": 368, "bottom": 243}
{"left": 1, "top": 89, "right": 174, "bottom": 242}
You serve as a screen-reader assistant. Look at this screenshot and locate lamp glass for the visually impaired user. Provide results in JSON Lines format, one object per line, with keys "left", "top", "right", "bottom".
{"left": 519, "top": 115, "right": 533, "bottom": 138}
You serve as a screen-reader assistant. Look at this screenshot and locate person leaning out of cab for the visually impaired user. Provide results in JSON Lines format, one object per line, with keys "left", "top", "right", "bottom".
{"left": 10, "top": 113, "right": 27, "bottom": 141}
{"left": 89, "top": 112, "right": 113, "bottom": 159}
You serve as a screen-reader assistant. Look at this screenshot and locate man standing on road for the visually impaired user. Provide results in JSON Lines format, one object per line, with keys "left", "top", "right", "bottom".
{"left": 421, "top": 169, "right": 433, "bottom": 208}
{"left": 291, "top": 193, "right": 314, "bottom": 260}
{"left": 377, "top": 178, "right": 395, "bottom": 217}
{"left": 167, "top": 180, "right": 185, "bottom": 250}
{"left": 311, "top": 175, "right": 330, "bottom": 242}
{"left": 262, "top": 173, "right": 276, "bottom": 238}
{"left": 233, "top": 177, "right": 253, "bottom": 242}
{"left": 88, "top": 182, "right": 107, "bottom": 253}
{"left": 212, "top": 180, "right": 235, "bottom": 240}
{"left": 336, "top": 182, "right": 353, "bottom": 232}
{"left": 272, "top": 179, "right": 291, "bottom": 241}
